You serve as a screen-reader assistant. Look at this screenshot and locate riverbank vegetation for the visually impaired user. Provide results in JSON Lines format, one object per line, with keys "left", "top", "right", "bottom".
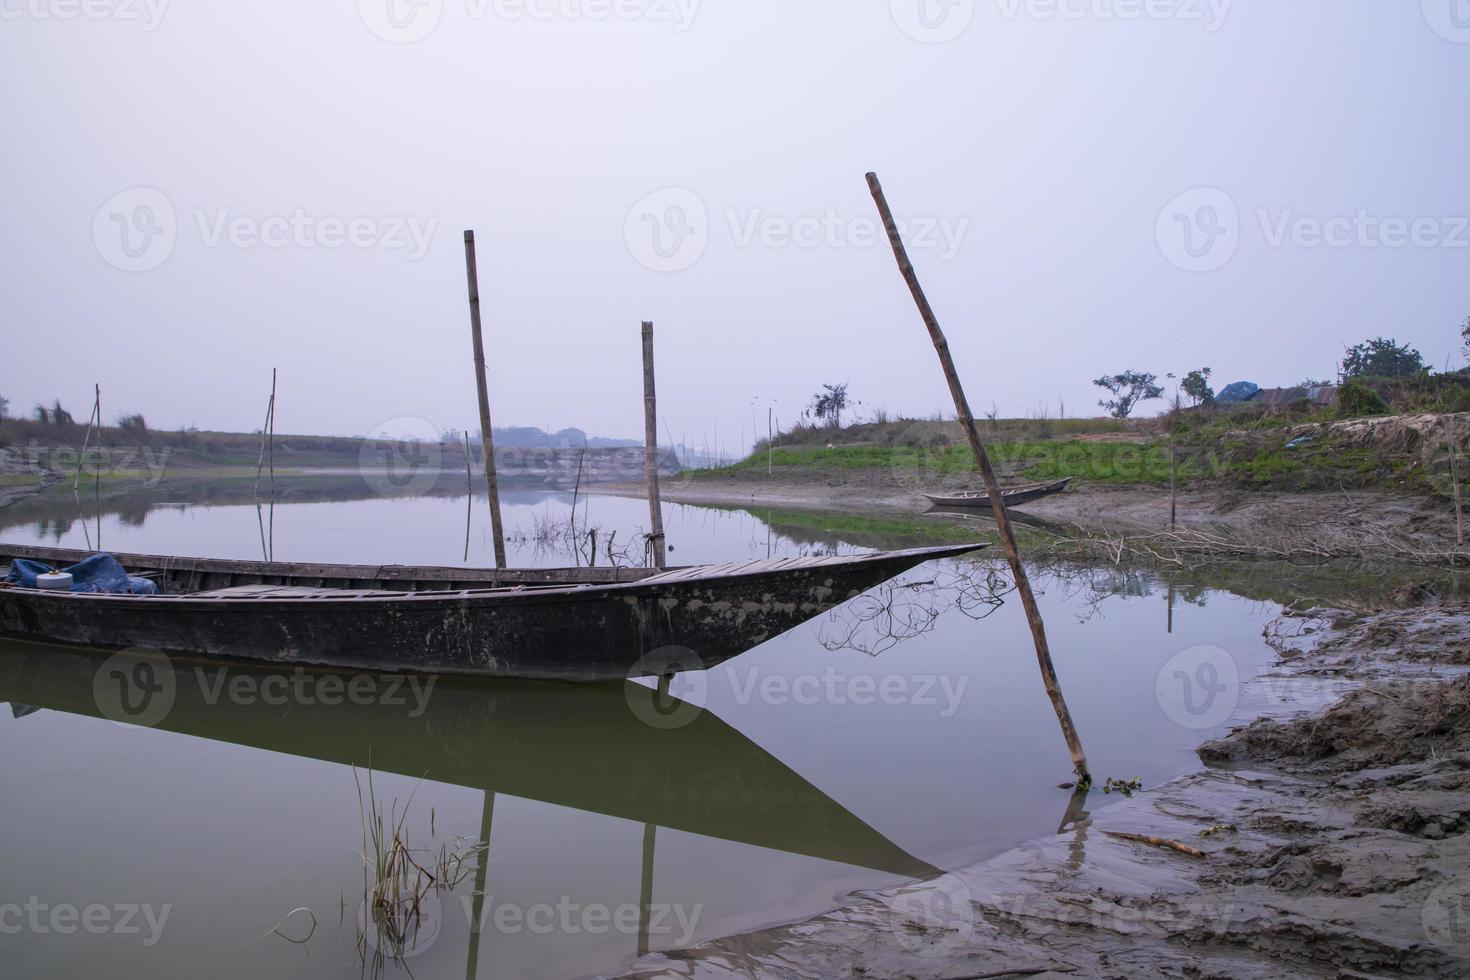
{"left": 701, "top": 369, "right": 1470, "bottom": 499}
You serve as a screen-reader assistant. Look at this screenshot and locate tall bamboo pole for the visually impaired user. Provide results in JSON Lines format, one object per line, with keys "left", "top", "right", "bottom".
{"left": 641, "top": 322, "right": 667, "bottom": 569}
{"left": 1451, "top": 424, "right": 1464, "bottom": 549}
{"left": 1170, "top": 440, "right": 1178, "bottom": 528}
{"left": 768, "top": 406, "right": 774, "bottom": 477}
{"left": 463, "top": 430, "right": 473, "bottom": 563}
{"left": 463, "top": 230, "right": 507, "bottom": 569}
{"left": 93, "top": 385, "right": 101, "bottom": 551}
{"left": 866, "top": 172, "right": 1090, "bottom": 782}
{"left": 1169, "top": 393, "right": 1180, "bottom": 528}
{"left": 267, "top": 369, "right": 276, "bottom": 498}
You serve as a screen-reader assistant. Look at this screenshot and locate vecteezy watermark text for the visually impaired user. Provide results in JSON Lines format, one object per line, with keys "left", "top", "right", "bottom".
{"left": 92, "top": 187, "right": 438, "bottom": 272}
{"left": 1157, "top": 187, "right": 1469, "bottom": 272}
{"left": 0, "top": 0, "right": 168, "bottom": 30}
{"left": 0, "top": 898, "right": 171, "bottom": 947}
{"left": 358, "top": 0, "right": 700, "bottom": 43}
{"left": 459, "top": 896, "right": 702, "bottom": 945}
{"left": 625, "top": 653, "right": 971, "bottom": 730}
{"left": 94, "top": 649, "right": 437, "bottom": 728}
{"left": 17, "top": 441, "right": 173, "bottom": 486}
{"left": 623, "top": 187, "right": 970, "bottom": 273}
{"left": 995, "top": 0, "right": 1231, "bottom": 30}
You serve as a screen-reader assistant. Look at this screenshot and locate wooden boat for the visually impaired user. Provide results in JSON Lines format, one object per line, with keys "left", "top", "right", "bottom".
{"left": 0, "top": 638, "right": 939, "bottom": 878}
{"left": 923, "top": 478, "right": 1072, "bottom": 511}
{"left": 0, "top": 541, "right": 983, "bottom": 681}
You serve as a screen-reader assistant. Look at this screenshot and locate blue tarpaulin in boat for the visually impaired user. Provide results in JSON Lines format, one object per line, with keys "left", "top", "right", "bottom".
{"left": 4, "top": 553, "right": 158, "bottom": 595}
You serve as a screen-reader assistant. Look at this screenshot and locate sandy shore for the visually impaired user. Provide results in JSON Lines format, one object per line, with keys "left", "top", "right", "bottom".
{"left": 598, "top": 472, "right": 1465, "bottom": 563}
{"left": 621, "top": 597, "right": 1470, "bottom": 978}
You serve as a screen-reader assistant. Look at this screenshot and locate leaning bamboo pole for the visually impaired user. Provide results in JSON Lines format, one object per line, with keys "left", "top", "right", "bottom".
{"left": 641, "top": 322, "right": 668, "bottom": 569}
{"left": 463, "top": 230, "right": 507, "bottom": 569}
{"left": 866, "top": 172, "right": 1090, "bottom": 782}
{"left": 74, "top": 385, "right": 100, "bottom": 492}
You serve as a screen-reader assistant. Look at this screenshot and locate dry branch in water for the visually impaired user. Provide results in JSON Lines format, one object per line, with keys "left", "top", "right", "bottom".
{"left": 1102, "top": 831, "right": 1209, "bottom": 860}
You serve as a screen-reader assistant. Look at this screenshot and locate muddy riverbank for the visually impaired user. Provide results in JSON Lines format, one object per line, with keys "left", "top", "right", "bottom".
{"left": 621, "top": 595, "right": 1470, "bottom": 978}
{"left": 600, "top": 475, "right": 1467, "bottom": 567}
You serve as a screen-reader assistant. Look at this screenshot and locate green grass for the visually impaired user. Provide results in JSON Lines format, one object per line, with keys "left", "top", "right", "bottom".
{"left": 696, "top": 440, "right": 1191, "bottom": 485}
{"left": 698, "top": 429, "right": 1436, "bottom": 494}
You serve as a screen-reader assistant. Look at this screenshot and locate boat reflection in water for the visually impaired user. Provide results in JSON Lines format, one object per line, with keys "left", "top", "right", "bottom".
{"left": 0, "top": 638, "right": 938, "bottom": 976}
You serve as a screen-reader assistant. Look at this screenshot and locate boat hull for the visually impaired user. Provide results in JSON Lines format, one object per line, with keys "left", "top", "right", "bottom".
{"left": 923, "top": 479, "right": 1072, "bottom": 511}
{"left": 0, "top": 544, "right": 982, "bottom": 680}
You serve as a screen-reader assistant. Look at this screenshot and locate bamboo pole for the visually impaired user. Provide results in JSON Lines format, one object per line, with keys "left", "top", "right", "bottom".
{"left": 463, "top": 230, "right": 507, "bottom": 569}
{"left": 94, "top": 385, "right": 101, "bottom": 551}
{"left": 463, "top": 430, "right": 473, "bottom": 563}
{"left": 570, "top": 444, "right": 586, "bottom": 566}
{"left": 641, "top": 322, "right": 667, "bottom": 569}
{"left": 267, "top": 369, "right": 276, "bottom": 501}
{"left": 768, "top": 406, "right": 774, "bottom": 477}
{"left": 463, "top": 792, "right": 496, "bottom": 980}
{"left": 636, "top": 821, "right": 657, "bottom": 958}
{"left": 866, "top": 172, "right": 1090, "bottom": 782}
{"left": 1451, "top": 423, "right": 1464, "bottom": 549}
{"left": 1170, "top": 439, "right": 1178, "bottom": 528}
{"left": 253, "top": 370, "right": 275, "bottom": 498}
{"left": 74, "top": 385, "right": 99, "bottom": 492}
{"left": 1169, "top": 393, "right": 1180, "bottom": 528}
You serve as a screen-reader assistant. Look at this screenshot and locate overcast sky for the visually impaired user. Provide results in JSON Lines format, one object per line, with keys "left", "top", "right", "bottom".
{"left": 3, "top": 1, "right": 1467, "bottom": 449}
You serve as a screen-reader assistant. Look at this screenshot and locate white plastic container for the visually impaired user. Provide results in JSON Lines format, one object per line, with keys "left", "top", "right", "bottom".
{"left": 36, "top": 572, "right": 73, "bottom": 591}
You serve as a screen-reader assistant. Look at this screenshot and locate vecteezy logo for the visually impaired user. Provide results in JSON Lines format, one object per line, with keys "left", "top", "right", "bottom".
{"left": 361, "top": 887, "right": 442, "bottom": 958}
{"left": 92, "top": 187, "right": 177, "bottom": 273}
{"left": 359, "top": 0, "right": 442, "bottom": 43}
{"left": 891, "top": 0, "right": 975, "bottom": 42}
{"left": 358, "top": 416, "right": 445, "bottom": 498}
{"left": 1423, "top": 0, "right": 1470, "bottom": 42}
{"left": 1155, "top": 645, "right": 1239, "bottom": 730}
{"left": 1424, "top": 878, "right": 1470, "bottom": 957}
{"left": 623, "top": 188, "right": 708, "bottom": 273}
{"left": 93, "top": 648, "right": 177, "bottom": 728}
{"left": 623, "top": 647, "right": 709, "bottom": 730}
{"left": 889, "top": 875, "right": 975, "bottom": 957}
{"left": 1156, "top": 187, "right": 1240, "bottom": 273}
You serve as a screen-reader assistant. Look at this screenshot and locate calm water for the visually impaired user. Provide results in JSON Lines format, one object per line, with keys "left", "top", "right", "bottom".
{"left": 2, "top": 483, "right": 1295, "bottom": 979}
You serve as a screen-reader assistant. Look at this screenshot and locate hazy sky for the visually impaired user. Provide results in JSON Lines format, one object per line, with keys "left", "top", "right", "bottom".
{"left": 3, "top": 1, "right": 1467, "bottom": 449}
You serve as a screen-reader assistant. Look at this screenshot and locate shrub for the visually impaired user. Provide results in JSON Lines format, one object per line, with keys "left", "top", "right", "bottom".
{"left": 1338, "top": 381, "right": 1390, "bottom": 417}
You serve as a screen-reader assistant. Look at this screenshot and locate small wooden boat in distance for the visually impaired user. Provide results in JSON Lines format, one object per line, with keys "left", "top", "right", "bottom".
{"left": 0, "top": 541, "right": 984, "bottom": 681}
{"left": 923, "top": 478, "right": 1072, "bottom": 511}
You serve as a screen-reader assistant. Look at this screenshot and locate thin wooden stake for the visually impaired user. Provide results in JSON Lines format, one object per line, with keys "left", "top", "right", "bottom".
{"left": 1169, "top": 392, "right": 1180, "bottom": 528}
{"left": 267, "top": 369, "right": 276, "bottom": 500}
{"left": 866, "top": 171, "right": 1090, "bottom": 782}
{"left": 1170, "top": 439, "right": 1178, "bottom": 528}
{"left": 768, "top": 406, "right": 774, "bottom": 477}
{"left": 641, "top": 322, "right": 667, "bottom": 569}
{"left": 1451, "top": 424, "right": 1464, "bottom": 549}
{"left": 463, "top": 230, "right": 507, "bottom": 569}
{"left": 570, "top": 443, "right": 587, "bottom": 567}
{"left": 463, "top": 430, "right": 473, "bottom": 562}
{"left": 74, "top": 386, "right": 100, "bottom": 492}
{"left": 93, "top": 385, "right": 101, "bottom": 551}
{"left": 254, "top": 370, "right": 276, "bottom": 498}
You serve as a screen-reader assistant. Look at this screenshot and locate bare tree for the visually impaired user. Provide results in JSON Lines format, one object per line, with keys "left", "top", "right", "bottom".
{"left": 809, "top": 383, "right": 849, "bottom": 428}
